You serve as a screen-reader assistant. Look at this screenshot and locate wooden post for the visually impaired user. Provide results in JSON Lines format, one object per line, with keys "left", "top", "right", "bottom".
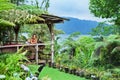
{"left": 17, "top": 46, "right": 19, "bottom": 51}
{"left": 47, "top": 23, "right": 54, "bottom": 64}
{"left": 36, "top": 44, "right": 38, "bottom": 64}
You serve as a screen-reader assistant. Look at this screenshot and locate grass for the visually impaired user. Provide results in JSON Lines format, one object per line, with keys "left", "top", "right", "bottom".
{"left": 28, "top": 65, "right": 86, "bottom": 80}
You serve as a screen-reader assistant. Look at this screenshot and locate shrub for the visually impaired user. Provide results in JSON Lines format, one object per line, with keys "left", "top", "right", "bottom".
{"left": 93, "top": 36, "right": 120, "bottom": 67}
{"left": 0, "top": 50, "right": 28, "bottom": 79}
{"left": 75, "top": 36, "right": 95, "bottom": 68}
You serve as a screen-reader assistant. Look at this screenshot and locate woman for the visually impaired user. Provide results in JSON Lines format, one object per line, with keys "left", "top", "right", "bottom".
{"left": 30, "top": 34, "right": 37, "bottom": 44}
{"left": 28, "top": 34, "right": 38, "bottom": 60}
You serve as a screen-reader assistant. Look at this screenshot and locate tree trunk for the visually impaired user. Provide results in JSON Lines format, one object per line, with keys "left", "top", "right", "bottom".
{"left": 16, "top": 0, "right": 19, "bottom": 6}
{"left": 13, "top": 25, "right": 20, "bottom": 44}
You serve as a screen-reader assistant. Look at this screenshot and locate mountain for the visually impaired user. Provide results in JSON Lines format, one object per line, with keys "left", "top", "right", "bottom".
{"left": 55, "top": 17, "right": 98, "bottom": 35}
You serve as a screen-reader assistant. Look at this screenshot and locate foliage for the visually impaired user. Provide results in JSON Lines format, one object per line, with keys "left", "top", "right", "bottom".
{"left": 89, "top": 0, "right": 120, "bottom": 25}
{"left": 0, "top": 0, "right": 15, "bottom": 10}
{"left": 0, "top": 9, "right": 44, "bottom": 42}
{"left": 107, "top": 34, "right": 120, "bottom": 41}
{"left": 0, "top": 19, "right": 15, "bottom": 45}
{"left": 75, "top": 36, "right": 95, "bottom": 68}
{"left": 0, "top": 26, "right": 13, "bottom": 45}
{"left": 19, "top": 24, "right": 51, "bottom": 42}
{"left": 0, "top": 0, "right": 50, "bottom": 43}
{"left": 0, "top": 19, "right": 15, "bottom": 27}
{"left": 0, "top": 9, "right": 44, "bottom": 25}
{"left": 54, "top": 34, "right": 120, "bottom": 79}
{"left": 0, "top": 49, "right": 28, "bottom": 79}
{"left": 16, "top": 4, "right": 48, "bottom": 15}
{"left": 76, "top": 36, "right": 95, "bottom": 57}
{"left": 54, "top": 37, "right": 61, "bottom": 57}
{"left": 93, "top": 36, "right": 120, "bottom": 67}
{"left": 41, "top": 0, "right": 50, "bottom": 11}
{"left": 9, "top": 0, "right": 25, "bottom": 6}
{"left": 57, "top": 34, "right": 95, "bottom": 68}
{"left": 62, "top": 32, "right": 80, "bottom": 56}
{"left": 90, "top": 22, "right": 116, "bottom": 36}
{"left": 27, "top": 65, "right": 39, "bottom": 74}
{"left": 9, "top": 0, "right": 50, "bottom": 11}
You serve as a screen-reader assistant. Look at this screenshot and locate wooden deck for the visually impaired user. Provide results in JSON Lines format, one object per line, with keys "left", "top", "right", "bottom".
{"left": 0, "top": 43, "right": 51, "bottom": 64}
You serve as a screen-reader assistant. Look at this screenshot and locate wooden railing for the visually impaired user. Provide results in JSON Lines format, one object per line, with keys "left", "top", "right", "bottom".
{"left": 0, "top": 43, "right": 51, "bottom": 64}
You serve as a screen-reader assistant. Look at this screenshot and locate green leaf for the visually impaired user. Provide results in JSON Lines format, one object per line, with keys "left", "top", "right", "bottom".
{"left": 0, "top": 19, "right": 15, "bottom": 27}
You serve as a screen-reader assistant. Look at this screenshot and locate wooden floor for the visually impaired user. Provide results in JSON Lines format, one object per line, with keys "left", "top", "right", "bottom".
{"left": 27, "top": 59, "right": 51, "bottom": 65}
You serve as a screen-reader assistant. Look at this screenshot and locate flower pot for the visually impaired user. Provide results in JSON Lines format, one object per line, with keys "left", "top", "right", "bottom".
{"left": 64, "top": 67, "right": 69, "bottom": 73}
{"left": 69, "top": 69, "right": 73, "bottom": 74}
{"left": 76, "top": 71, "right": 80, "bottom": 76}
{"left": 72, "top": 69, "right": 76, "bottom": 75}
{"left": 85, "top": 74, "right": 91, "bottom": 79}
{"left": 79, "top": 70, "right": 85, "bottom": 77}
{"left": 52, "top": 63, "right": 56, "bottom": 68}
{"left": 92, "top": 77, "right": 100, "bottom": 80}
{"left": 56, "top": 64, "right": 60, "bottom": 69}
{"left": 59, "top": 66, "right": 64, "bottom": 71}
{"left": 48, "top": 62, "right": 52, "bottom": 67}
{"left": 69, "top": 69, "right": 76, "bottom": 74}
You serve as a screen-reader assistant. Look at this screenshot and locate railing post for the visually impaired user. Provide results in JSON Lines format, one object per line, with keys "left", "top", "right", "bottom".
{"left": 17, "top": 46, "right": 19, "bottom": 51}
{"left": 36, "top": 44, "right": 38, "bottom": 64}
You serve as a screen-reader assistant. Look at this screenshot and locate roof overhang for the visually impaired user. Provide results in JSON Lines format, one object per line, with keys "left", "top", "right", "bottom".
{"left": 38, "top": 14, "right": 69, "bottom": 24}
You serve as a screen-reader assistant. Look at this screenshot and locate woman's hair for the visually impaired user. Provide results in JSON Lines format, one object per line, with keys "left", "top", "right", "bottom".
{"left": 32, "top": 34, "right": 37, "bottom": 38}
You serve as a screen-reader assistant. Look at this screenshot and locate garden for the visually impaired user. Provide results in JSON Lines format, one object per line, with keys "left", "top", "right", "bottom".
{"left": 0, "top": 0, "right": 120, "bottom": 80}
{"left": 0, "top": 34, "right": 120, "bottom": 80}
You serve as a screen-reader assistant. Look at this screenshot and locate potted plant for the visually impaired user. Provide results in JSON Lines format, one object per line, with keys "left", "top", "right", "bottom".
{"left": 59, "top": 64, "right": 64, "bottom": 72}
{"left": 76, "top": 68, "right": 85, "bottom": 77}
{"left": 63, "top": 63, "right": 69, "bottom": 73}
{"left": 84, "top": 69, "right": 92, "bottom": 79}
{"left": 69, "top": 65, "right": 77, "bottom": 75}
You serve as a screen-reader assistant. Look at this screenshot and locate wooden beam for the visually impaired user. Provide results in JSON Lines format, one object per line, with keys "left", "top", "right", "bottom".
{"left": 47, "top": 23, "right": 54, "bottom": 64}
{"left": 40, "top": 14, "right": 69, "bottom": 21}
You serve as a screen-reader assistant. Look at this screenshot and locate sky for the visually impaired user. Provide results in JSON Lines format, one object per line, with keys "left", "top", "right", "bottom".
{"left": 48, "top": 0, "right": 105, "bottom": 22}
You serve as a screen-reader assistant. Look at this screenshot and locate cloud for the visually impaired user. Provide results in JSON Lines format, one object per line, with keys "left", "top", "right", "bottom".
{"left": 48, "top": 0, "right": 105, "bottom": 22}
{"left": 49, "top": 0, "right": 89, "bottom": 14}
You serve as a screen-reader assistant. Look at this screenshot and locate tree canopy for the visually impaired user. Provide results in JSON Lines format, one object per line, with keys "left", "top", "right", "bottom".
{"left": 0, "top": 9, "right": 44, "bottom": 25}
{"left": 16, "top": 5, "right": 47, "bottom": 15}
{"left": 0, "top": 0, "right": 15, "bottom": 10}
{"left": 89, "top": 0, "right": 120, "bottom": 25}
{"left": 90, "top": 22, "right": 116, "bottom": 36}
{"left": 0, "top": 19, "right": 15, "bottom": 27}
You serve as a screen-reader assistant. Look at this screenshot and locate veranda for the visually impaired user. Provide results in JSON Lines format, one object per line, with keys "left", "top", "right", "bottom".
{"left": 0, "top": 14, "right": 68, "bottom": 64}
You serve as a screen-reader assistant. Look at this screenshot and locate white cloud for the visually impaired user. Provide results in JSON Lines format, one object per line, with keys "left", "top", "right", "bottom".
{"left": 48, "top": 0, "right": 106, "bottom": 22}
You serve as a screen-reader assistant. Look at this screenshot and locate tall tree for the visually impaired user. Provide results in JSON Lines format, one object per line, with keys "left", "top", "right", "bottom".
{"left": 89, "top": 0, "right": 120, "bottom": 26}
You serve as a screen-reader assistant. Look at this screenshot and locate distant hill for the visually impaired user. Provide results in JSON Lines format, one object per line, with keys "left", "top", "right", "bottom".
{"left": 55, "top": 17, "right": 98, "bottom": 34}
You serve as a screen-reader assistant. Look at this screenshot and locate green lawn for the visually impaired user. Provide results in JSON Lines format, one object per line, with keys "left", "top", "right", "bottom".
{"left": 28, "top": 65, "right": 86, "bottom": 80}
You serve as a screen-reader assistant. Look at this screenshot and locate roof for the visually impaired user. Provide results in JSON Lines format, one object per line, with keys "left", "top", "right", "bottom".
{"left": 38, "top": 14, "right": 69, "bottom": 24}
